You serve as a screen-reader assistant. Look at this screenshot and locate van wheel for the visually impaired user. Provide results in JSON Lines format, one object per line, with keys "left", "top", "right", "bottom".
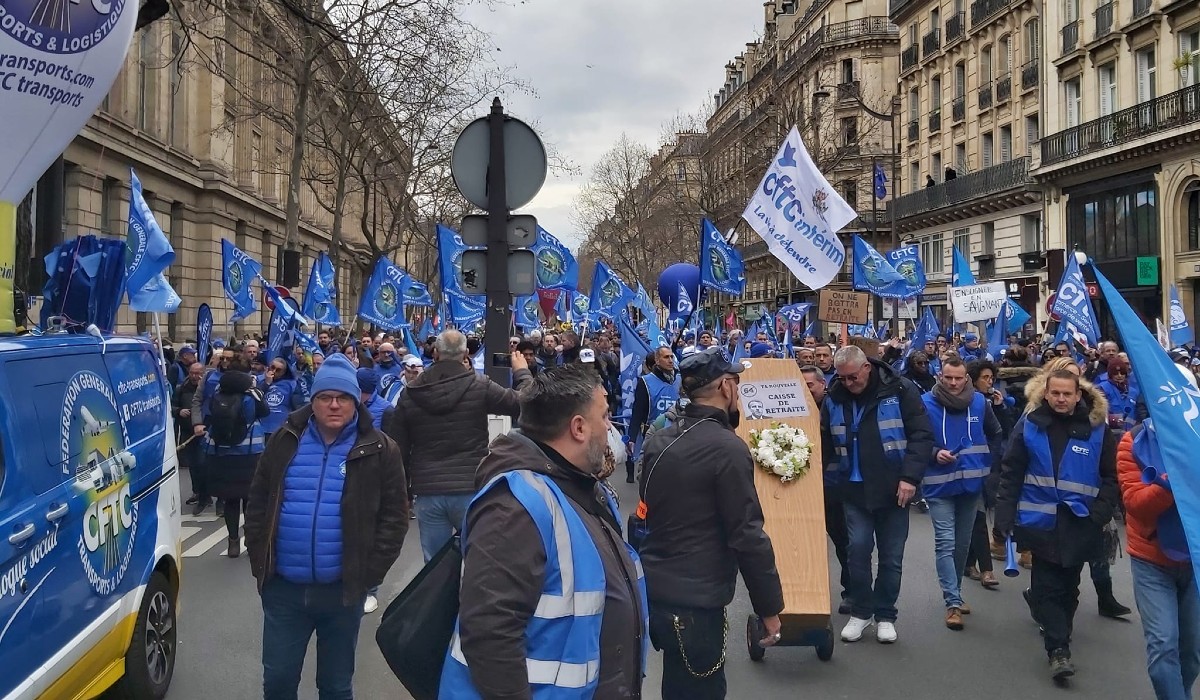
{"left": 110, "top": 572, "right": 176, "bottom": 699}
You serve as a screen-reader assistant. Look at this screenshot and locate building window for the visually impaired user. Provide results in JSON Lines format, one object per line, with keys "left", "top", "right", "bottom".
{"left": 931, "top": 74, "right": 943, "bottom": 113}
{"left": 1065, "top": 0, "right": 1079, "bottom": 23}
{"left": 1065, "top": 77, "right": 1082, "bottom": 127}
{"left": 982, "top": 222, "right": 996, "bottom": 254}
{"left": 1000, "top": 124, "right": 1013, "bottom": 162}
{"left": 1026, "top": 115, "right": 1040, "bottom": 158}
{"left": 1067, "top": 181, "right": 1159, "bottom": 262}
{"left": 1137, "top": 45, "right": 1157, "bottom": 102}
{"left": 955, "top": 142, "right": 967, "bottom": 171}
{"left": 932, "top": 152, "right": 942, "bottom": 179}
{"left": 1025, "top": 19, "right": 1041, "bottom": 61}
{"left": 1180, "top": 28, "right": 1200, "bottom": 88}
{"left": 842, "top": 117, "right": 858, "bottom": 146}
{"left": 982, "top": 131, "right": 994, "bottom": 168}
{"left": 841, "top": 58, "right": 854, "bottom": 84}
{"left": 908, "top": 87, "right": 919, "bottom": 121}
{"left": 998, "top": 35, "right": 1011, "bottom": 75}
{"left": 1099, "top": 62, "right": 1117, "bottom": 116}
{"left": 1022, "top": 213, "right": 1042, "bottom": 251}
{"left": 676, "top": 162, "right": 686, "bottom": 181}
{"left": 954, "top": 228, "right": 971, "bottom": 257}
{"left": 981, "top": 45, "right": 993, "bottom": 84}
{"left": 954, "top": 62, "right": 966, "bottom": 98}
{"left": 910, "top": 161, "right": 920, "bottom": 193}
{"left": 843, "top": 179, "right": 858, "bottom": 208}
{"left": 921, "top": 233, "right": 945, "bottom": 274}
{"left": 1187, "top": 183, "right": 1200, "bottom": 252}
{"left": 137, "top": 26, "right": 154, "bottom": 132}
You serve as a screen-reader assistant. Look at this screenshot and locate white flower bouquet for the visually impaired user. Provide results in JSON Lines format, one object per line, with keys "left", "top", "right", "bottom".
{"left": 748, "top": 422, "right": 813, "bottom": 483}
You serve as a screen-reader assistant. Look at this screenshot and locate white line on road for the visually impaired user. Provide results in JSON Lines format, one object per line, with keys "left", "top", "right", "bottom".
{"left": 180, "top": 525, "right": 201, "bottom": 543}
{"left": 184, "top": 529, "right": 231, "bottom": 558}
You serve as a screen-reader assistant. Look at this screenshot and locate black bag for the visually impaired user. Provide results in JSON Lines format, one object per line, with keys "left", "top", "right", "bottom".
{"left": 376, "top": 535, "right": 462, "bottom": 700}
{"left": 208, "top": 391, "right": 250, "bottom": 446}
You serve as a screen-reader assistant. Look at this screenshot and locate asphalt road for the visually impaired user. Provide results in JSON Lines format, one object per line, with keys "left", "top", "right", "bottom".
{"left": 168, "top": 469, "right": 1159, "bottom": 699}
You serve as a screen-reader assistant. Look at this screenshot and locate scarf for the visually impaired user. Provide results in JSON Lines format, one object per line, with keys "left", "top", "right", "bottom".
{"left": 932, "top": 381, "right": 975, "bottom": 411}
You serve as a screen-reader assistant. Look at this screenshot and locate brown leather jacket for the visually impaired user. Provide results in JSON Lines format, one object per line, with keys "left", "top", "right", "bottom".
{"left": 244, "top": 404, "right": 410, "bottom": 605}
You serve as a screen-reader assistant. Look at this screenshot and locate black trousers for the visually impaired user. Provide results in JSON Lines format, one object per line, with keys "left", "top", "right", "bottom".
{"left": 1030, "top": 556, "right": 1083, "bottom": 655}
{"left": 824, "top": 490, "right": 850, "bottom": 598}
{"left": 648, "top": 604, "right": 727, "bottom": 700}
{"left": 967, "top": 510, "right": 993, "bottom": 573}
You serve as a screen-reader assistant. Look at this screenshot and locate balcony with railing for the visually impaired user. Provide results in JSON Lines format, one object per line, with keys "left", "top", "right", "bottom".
{"left": 891, "top": 157, "right": 1032, "bottom": 220}
{"left": 971, "top": 0, "right": 1010, "bottom": 28}
{"left": 996, "top": 73, "right": 1012, "bottom": 103}
{"left": 922, "top": 28, "right": 941, "bottom": 58}
{"left": 1094, "top": 2, "right": 1114, "bottom": 39}
{"left": 1021, "top": 58, "right": 1039, "bottom": 90}
{"left": 795, "top": 17, "right": 900, "bottom": 68}
{"left": 979, "top": 81, "right": 994, "bottom": 110}
{"left": 1132, "top": 0, "right": 1152, "bottom": 19}
{"left": 1062, "top": 20, "right": 1080, "bottom": 55}
{"left": 837, "top": 81, "right": 861, "bottom": 102}
{"left": 929, "top": 110, "right": 942, "bottom": 133}
{"left": 907, "top": 119, "right": 920, "bottom": 142}
{"left": 952, "top": 95, "right": 966, "bottom": 122}
{"left": 1040, "top": 83, "right": 1200, "bottom": 166}
{"left": 945, "top": 12, "right": 966, "bottom": 43}
{"left": 901, "top": 44, "right": 919, "bottom": 71}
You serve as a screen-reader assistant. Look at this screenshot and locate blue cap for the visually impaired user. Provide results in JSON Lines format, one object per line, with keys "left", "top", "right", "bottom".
{"left": 179, "top": 345, "right": 196, "bottom": 355}
{"left": 310, "top": 354, "right": 360, "bottom": 399}
{"left": 964, "top": 332, "right": 979, "bottom": 342}
{"left": 750, "top": 342, "right": 773, "bottom": 358}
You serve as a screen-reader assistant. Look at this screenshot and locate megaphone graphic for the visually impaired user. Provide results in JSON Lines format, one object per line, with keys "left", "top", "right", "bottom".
{"left": 1004, "top": 536, "right": 1020, "bottom": 578}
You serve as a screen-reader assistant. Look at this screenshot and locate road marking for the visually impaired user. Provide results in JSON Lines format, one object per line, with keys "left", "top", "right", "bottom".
{"left": 184, "top": 529, "right": 232, "bottom": 558}
{"left": 182, "top": 514, "right": 221, "bottom": 524}
{"left": 180, "top": 525, "right": 201, "bottom": 543}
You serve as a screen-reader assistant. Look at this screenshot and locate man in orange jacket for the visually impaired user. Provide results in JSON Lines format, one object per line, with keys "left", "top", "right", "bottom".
{"left": 1118, "top": 421, "right": 1199, "bottom": 700}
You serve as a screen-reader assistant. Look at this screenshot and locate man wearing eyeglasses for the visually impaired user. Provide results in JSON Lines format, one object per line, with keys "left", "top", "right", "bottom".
{"left": 821, "top": 345, "right": 933, "bottom": 644}
{"left": 246, "top": 352, "right": 409, "bottom": 698}
{"left": 1096, "top": 356, "right": 1139, "bottom": 433}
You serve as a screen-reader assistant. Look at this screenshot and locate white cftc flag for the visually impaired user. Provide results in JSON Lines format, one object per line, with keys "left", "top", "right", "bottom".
{"left": 741, "top": 126, "right": 856, "bottom": 290}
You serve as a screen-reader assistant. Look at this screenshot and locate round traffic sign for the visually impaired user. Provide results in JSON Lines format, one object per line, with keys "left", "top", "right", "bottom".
{"left": 264, "top": 285, "right": 291, "bottom": 311}
{"left": 451, "top": 113, "right": 547, "bottom": 211}
{"left": 1046, "top": 292, "right": 1061, "bottom": 322}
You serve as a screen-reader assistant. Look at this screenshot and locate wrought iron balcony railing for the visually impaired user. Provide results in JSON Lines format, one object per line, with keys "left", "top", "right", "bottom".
{"left": 996, "top": 73, "right": 1012, "bottom": 103}
{"left": 1062, "top": 20, "right": 1079, "bottom": 54}
{"left": 1132, "top": 0, "right": 1152, "bottom": 19}
{"left": 929, "top": 110, "right": 942, "bottom": 132}
{"left": 837, "top": 81, "right": 861, "bottom": 102}
{"left": 902, "top": 44, "right": 919, "bottom": 71}
{"left": 952, "top": 95, "right": 966, "bottom": 122}
{"left": 922, "top": 28, "right": 941, "bottom": 58}
{"left": 907, "top": 119, "right": 920, "bottom": 142}
{"left": 891, "top": 157, "right": 1032, "bottom": 220}
{"left": 971, "top": 0, "right": 1009, "bottom": 28}
{"left": 945, "top": 12, "right": 966, "bottom": 43}
{"left": 979, "top": 81, "right": 994, "bottom": 110}
{"left": 1021, "top": 58, "right": 1039, "bottom": 90}
{"left": 1094, "top": 2, "right": 1114, "bottom": 39}
{"left": 1040, "top": 83, "right": 1200, "bottom": 166}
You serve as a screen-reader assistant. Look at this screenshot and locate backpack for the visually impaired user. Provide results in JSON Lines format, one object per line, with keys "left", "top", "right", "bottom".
{"left": 209, "top": 391, "right": 250, "bottom": 446}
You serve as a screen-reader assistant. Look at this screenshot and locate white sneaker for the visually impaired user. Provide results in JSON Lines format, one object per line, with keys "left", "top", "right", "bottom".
{"left": 876, "top": 621, "right": 898, "bottom": 643}
{"left": 364, "top": 595, "right": 379, "bottom": 614}
{"left": 841, "top": 616, "right": 873, "bottom": 642}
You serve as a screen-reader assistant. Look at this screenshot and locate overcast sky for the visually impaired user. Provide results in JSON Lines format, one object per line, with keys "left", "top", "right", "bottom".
{"left": 460, "top": 0, "right": 765, "bottom": 251}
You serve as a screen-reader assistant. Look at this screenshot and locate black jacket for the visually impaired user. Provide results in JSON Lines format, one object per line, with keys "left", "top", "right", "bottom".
{"left": 821, "top": 358, "right": 935, "bottom": 510}
{"left": 457, "top": 431, "right": 643, "bottom": 700}
{"left": 383, "top": 360, "right": 531, "bottom": 496}
{"left": 638, "top": 403, "right": 784, "bottom": 617}
{"left": 244, "top": 405, "right": 410, "bottom": 605}
{"left": 902, "top": 366, "right": 936, "bottom": 393}
{"left": 993, "top": 396, "right": 1119, "bottom": 567}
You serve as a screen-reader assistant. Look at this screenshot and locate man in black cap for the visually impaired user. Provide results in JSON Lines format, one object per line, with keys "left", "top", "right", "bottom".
{"left": 638, "top": 347, "right": 784, "bottom": 700}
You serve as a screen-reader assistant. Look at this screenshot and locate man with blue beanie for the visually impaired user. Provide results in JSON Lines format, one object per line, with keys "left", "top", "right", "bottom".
{"left": 245, "top": 352, "right": 409, "bottom": 699}
{"left": 357, "top": 368, "right": 388, "bottom": 429}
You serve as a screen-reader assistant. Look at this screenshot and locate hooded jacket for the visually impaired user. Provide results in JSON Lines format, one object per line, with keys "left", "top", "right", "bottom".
{"left": 997, "top": 365, "right": 1039, "bottom": 416}
{"left": 383, "top": 359, "right": 532, "bottom": 495}
{"left": 994, "top": 379, "right": 1119, "bottom": 566}
{"left": 244, "top": 404, "right": 409, "bottom": 605}
{"left": 821, "top": 358, "right": 935, "bottom": 510}
{"left": 455, "top": 431, "right": 645, "bottom": 700}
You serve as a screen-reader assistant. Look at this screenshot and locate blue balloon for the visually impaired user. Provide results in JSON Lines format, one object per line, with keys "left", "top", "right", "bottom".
{"left": 658, "top": 263, "right": 702, "bottom": 322}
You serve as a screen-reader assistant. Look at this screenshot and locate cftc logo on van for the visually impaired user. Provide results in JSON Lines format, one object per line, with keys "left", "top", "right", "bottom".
{"left": 62, "top": 371, "right": 139, "bottom": 596}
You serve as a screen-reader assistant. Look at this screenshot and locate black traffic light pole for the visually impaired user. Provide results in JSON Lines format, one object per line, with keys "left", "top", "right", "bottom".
{"left": 484, "top": 98, "right": 512, "bottom": 384}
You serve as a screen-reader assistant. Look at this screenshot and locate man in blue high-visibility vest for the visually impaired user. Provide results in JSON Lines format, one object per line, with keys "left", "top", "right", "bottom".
{"left": 995, "top": 368, "right": 1120, "bottom": 683}
{"left": 920, "top": 356, "right": 1003, "bottom": 632}
{"left": 629, "top": 346, "right": 681, "bottom": 448}
{"left": 821, "top": 344, "right": 933, "bottom": 645}
{"left": 444, "top": 364, "right": 647, "bottom": 699}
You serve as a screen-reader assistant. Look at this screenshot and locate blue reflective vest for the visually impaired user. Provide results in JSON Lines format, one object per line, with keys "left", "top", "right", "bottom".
{"left": 642, "top": 373, "right": 681, "bottom": 425}
{"left": 920, "top": 391, "right": 990, "bottom": 498}
{"left": 441, "top": 469, "right": 649, "bottom": 699}
{"left": 260, "top": 378, "right": 301, "bottom": 435}
{"left": 1017, "top": 419, "right": 1104, "bottom": 530}
{"left": 203, "top": 394, "right": 267, "bottom": 456}
{"left": 828, "top": 395, "right": 907, "bottom": 483}
{"left": 1097, "top": 379, "right": 1140, "bottom": 431}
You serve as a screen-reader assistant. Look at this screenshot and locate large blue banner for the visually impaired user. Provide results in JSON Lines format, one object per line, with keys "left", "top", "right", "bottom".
{"left": 885, "top": 243, "right": 927, "bottom": 296}
{"left": 699, "top": 218, "right": 745, "bottom": 295}
{"left": 852, "top": 235, "right": 910, "bottom": 299}
{"left": 221, "top": 239, "right": 262, "bottom": 323}
{"left": 358, "top": 257, "right": 410, "bottom": 331}
{"left": 533, "top": 226, "right": 579, "bottom": 291}
{"left": 302, "top": 251, "right": 340, "bottom": 326}
{"left": 589, "top": 260, "right": 634, "bottom": 319}
{"left": 1051, "top": 254, "right": 1100, "bottom": 348}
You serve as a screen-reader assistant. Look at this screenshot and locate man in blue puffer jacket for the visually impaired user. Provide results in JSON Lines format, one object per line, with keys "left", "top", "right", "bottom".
{"left": 245, "top": 352, "right": 409, "bottom": 700}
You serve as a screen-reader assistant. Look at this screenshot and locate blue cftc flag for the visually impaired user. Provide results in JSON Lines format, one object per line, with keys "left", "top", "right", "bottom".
{"left": 1004, "top": 298, "right": 1032, "bottom": 334}
{"left": 221, "top": 239, "right": 262, "bottom": 322}
{"left": 699, "top": 218, "right": 746, "bottom": 295}
{"left": 196, "top": 303, "right": 213, "bottom": 366}
{"left": 402, "top": 279, "right": 434, "bottom": 307}
{"left": 885, "top": 244, "right": 927, "bottom": 296}
{"left": 301, "top": 252, "right": 340, "bottom": 326}
{"left": 358, "top": 257, "right": 411, "bottom": 331}
{"left": 778, "top": 303, "right": 812, "bottom": 327}
{"left": 1095, "top": 265, "right": 1200, "bottom": 580}
{"left": 951, "top": 247, "right": 976, "bottom": 287}
{"left": 125, "top": 169, "right": 176, "bottom": 299}
{"left": 1170, "top": 283, "right": 1194, "bottom": 347}
{"left": 589, "top": 259, "right": 634, "bottom": 319}
{"left": 852, "top": 235, "right": 910, "bottom": 298}
{"left": 1051, "top": 254, "right": 1100, "bottom": 348}
{"left": 532, "top": 226, "right": 580, "bottom": 291}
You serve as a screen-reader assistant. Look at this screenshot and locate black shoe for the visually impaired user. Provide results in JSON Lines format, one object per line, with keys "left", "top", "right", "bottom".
{"left": 1049, "top": 649, "right": 1075, "bottom": 681}
{"left": 191, "top": 500, "right": 209, "bottom": 517}
{"left": 626, "top": 475, "right": 635, "bottom": 484}
{"left": 185, "top": 495, "right": 198, "bottom": 505}
{"left": 1097, "top": 582, "right": 1133, "bottom": 618}
{"left": 838, "top": 599, "right": 852, "bottom": 615}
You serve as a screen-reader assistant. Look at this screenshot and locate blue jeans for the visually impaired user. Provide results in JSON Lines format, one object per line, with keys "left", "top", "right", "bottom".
{"left": 844, "top": 501, "right": 911, "bottom": 622}
{"left": 261, "top": 578, "right": 364, "bottom": 700}
{"left": 415, "top": 493, "right": 473, "bottom": 562}
{"left": 927, "top": 493, "right": 980, "bottom": 609}
{"left": 1131, "top": 557, "right": 1200, "bottom": 700}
